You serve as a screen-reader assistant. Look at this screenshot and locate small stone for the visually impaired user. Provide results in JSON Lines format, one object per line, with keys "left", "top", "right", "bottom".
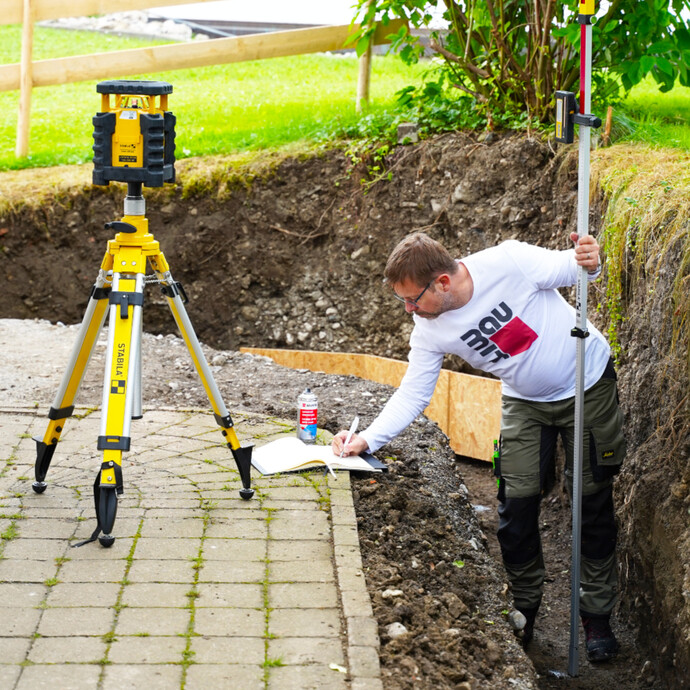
{"left": 382, "top": 588, "right": 404, "bottom": 599}
{"left": 508, "top": 610, "right": 527, "bottom": 631}
{"left": 397, "top": 122, "right": 419, "bottom": 143}
{"left": 430, "top": 199, "right": 445, "bottom": 214}
{"left": 386, "top": 622, "right": 408, "bottom": 639}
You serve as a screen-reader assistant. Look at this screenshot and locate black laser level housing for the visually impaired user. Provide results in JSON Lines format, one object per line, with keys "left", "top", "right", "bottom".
{"left": 554, "top": 90, "right": 602, "bottom": 144}
{"left": 93, "top": 80, "right": 176, "bottom": 188}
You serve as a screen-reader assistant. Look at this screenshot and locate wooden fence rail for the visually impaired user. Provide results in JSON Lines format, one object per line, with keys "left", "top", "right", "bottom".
{"left": 5, "top": 0, "right": 401, "bottom": 157}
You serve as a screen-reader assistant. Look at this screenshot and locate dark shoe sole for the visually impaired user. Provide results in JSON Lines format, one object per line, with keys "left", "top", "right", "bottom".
{"left": 586, "top": 642, "right": 620, "bottom": 662}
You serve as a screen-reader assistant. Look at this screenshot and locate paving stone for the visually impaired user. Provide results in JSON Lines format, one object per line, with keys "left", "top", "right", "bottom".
{"left": 59, "top": 559, "right": 128, "bottom": 583}
{"left": 125, "top": 558, "right": 196, "bottom": 583}
{"left": 0, "top": 636, "right": 32, "bottom": 663}
{"left": 331, "top": 502, "right": 357, "bottom": 525}
{"left": 351, "top": 679, "right": 385, "bottom": 690}
{"left": 108, "top": 635, "right": 187, "bottom": 663}
{"left": 341, "top": 588, "right": 374, "bottom": 618}
{"left": 0, "top": 582, "right": 47, "bottom": 607}
{"left": 0, "top": 558, "right": 55, "bottom": 583}
{"left": 267, "top": 636, "right": 345, "bottom": 665}
{"left": 203, "top": 537, "right": 266, "bottom": 561}
{"left": 100, "top": 663, "right": 183, "bottom": 690}
{"left": 197, "top": 559, "right": 265, "bottom": 583}
{"left": 194, "top": 608, "right": 264, "bottom": 637}
{"left": 185, "top": 663, "right": 264, "bottom": 689}
{"left": 267, "top": 664, "right": 349, "bottom": 690}
{"left": 269, "top": 608, "right": 342, "bottom": 638}
{"left": 120, "top": 582, "right": 191, "bottom": 608}
{"left": 37, "top": 606, "right": 114, "bottom": 637}
{"left": 268, "top": 539, "right": 332, "bottom": 562}
{"left": 15, "top": 517, "right": 77, "bottom": 540}
{"left": 204, "top": 516, "right": 267, "bottom": 540}
{"left": 196, "top": 582, "right": 263, "bottom": 608}
{"left": 332, "top": 523, "right": 360, "bottom": 547}
{"left": 349, "top": 645, "right": 382, "bottom": 679}
{"left": 0, "top": 607, "right": 41, "bottom": 636}
{"left": 115, "top": 607, "right": 190, "bottom": 636}
{"left": 139, "top": 516, "right": 205, "bottom": 539}
{"left": 270, "top": 510, "right": 329, "bottom": 540}
{"left": 1, "top": 537, "right": 67, "bottom": 561}
{"left": 28, "top": 635, "right": 107, "bottom": 663}
{"left": 133, "top": 536, "right": 201, "bottom": 560}
{"left": 15, "top": 664, "right": 102, "bottom": 690}
{"left": 0, "top": 665, "right": 21, "bottom": 690}
{"left": 347, "top": 616, "right": 381, "bottom": 649}
{"left": 260, "top": 486, "right": 322, "bottom": 502}
{"left": 45, "top": 582, "right": 120, "bottom": 608}
{"left": 269, "top": 582, "right": 338, "bottom": 609}
{"left": 190, "top": 635, "right": 265, "bottom": 664}
{"left": 268, "top": 559, "right": 334, "bottom": 583}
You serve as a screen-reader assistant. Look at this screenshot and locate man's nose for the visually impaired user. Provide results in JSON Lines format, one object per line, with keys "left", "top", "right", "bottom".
{"left": 405, "top": 302, "right": 417, "bottom": 314}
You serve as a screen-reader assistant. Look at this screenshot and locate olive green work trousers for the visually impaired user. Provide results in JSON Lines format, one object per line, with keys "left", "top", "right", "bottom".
{"left": 493, "top": 369, "right": 625, "bottom": 617}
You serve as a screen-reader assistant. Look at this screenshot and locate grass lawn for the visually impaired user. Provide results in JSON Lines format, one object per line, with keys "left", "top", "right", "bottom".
{"left": 0, "top": 26, "right": 426, "bottom": 171}
{"left": 0, "top": 24, "right": 687, "bottom": 171}
{"left": 618, "top": 75, "right": 690, "bottom": 149}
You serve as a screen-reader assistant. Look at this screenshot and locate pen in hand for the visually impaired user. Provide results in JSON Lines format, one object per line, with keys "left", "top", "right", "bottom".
{"left": 340, "top": 416, "right": 360, "bottom": 458}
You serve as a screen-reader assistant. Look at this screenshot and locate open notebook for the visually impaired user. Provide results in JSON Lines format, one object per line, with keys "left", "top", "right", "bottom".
{"left": 251, "top": 436, "right": 384, "bottom": 476}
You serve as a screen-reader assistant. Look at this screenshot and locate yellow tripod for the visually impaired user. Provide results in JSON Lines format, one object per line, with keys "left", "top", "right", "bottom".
{"left": 32, "top": 182, "right": 254, "bottom": 547}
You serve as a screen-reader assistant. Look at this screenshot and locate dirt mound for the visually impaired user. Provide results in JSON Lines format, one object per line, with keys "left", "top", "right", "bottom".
{"left": 1, "top": 131, "right": 686, "bottom": 688}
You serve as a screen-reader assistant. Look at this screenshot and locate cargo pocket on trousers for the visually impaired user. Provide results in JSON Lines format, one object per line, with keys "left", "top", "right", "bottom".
{"left": 588, "top": 407, "right": 626, "bottom": 483}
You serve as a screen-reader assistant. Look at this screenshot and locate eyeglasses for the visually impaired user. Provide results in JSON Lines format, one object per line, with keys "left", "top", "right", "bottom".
{"left": 393, "top": 279, "right": 434, "bottom": 307}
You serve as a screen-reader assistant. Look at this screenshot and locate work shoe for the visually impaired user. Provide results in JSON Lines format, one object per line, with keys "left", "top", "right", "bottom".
{"left": 512, "top": 605, "right": 539, "bottom": 650}
{"left": 582, "top": 616, "right": 619, "bottom": 662}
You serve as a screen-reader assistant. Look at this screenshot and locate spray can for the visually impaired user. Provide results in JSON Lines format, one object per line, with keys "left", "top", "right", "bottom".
{"left": 297, "top": 387, "right": 318, "bottom": 444}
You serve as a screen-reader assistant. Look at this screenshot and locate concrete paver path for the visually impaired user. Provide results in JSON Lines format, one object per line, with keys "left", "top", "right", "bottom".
{"left": 0, "top": 406, "right": 381, "bottom": 689}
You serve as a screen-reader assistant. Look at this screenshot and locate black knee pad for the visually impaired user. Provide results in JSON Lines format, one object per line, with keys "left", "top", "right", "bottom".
{"left": 581, "top": 486, "right": 617, "bottom": 560}
{"left": 497, "top": 494, "right": 541, "bottom": 565}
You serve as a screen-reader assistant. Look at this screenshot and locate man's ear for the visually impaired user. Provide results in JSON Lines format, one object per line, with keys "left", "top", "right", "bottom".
{"left": 436, "top": 273, "right": 452, "bottom": 292}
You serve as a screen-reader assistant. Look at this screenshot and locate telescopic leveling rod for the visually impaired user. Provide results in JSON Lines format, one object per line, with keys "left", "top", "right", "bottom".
{"left": 554, "top": 0, "right": 602, "bottom": 677}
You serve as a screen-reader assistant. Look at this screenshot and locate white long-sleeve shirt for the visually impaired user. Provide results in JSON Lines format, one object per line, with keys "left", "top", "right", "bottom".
{"left": 360, "top": 240, "right": 610, "bottom": 453}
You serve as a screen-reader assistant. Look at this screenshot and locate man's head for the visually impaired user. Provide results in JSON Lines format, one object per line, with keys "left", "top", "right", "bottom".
{"left": 384, "top": 232, "right": 457, "bottom": 286}
{"left": 384, "top": 233, "right": 460, "bottom": 319}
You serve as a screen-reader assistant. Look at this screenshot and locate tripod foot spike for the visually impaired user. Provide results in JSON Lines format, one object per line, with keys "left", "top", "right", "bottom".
{"left": 34, "top": 438, "right": 57, "bottom": 483}
{"left": 230, "top": 445, "right": 254, "bottom": 499}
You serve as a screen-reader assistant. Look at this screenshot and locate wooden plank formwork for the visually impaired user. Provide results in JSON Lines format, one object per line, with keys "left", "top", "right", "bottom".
{"left": 241, "top": 347, "right": 501, "bottom": 461}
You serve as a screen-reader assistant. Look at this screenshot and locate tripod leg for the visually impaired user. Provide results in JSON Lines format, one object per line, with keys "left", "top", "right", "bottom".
{"left": 93, "top": 271, "right": 145, "bottom": 544}
{"left": 154, "top": 266, "right": 254, "bottom": 500}
{"left": 33, "top": 270, "right": 111, "bottom": 493}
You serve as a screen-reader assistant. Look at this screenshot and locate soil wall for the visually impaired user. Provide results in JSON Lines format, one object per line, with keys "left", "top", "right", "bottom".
{"left": 0, "top": 132, "right": 687, "bottom": 686}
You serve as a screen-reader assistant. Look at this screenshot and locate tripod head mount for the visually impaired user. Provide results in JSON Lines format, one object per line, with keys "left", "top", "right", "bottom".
{"left": 93, "top": 80, "right": 176, "bottom": 188}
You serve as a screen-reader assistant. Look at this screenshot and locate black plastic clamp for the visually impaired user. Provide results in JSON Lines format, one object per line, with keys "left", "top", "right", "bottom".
{"left": 97, "top": 436, "right": 131, "bottom": 451}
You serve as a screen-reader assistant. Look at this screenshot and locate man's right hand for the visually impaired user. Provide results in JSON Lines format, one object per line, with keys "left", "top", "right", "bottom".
{"left": 332, "top": 431, "right": 369, "bottom": 457}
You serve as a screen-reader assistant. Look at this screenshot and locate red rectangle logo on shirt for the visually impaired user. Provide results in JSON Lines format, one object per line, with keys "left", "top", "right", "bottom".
{"left": 489, "top": 317, "right": 538, "bottom": 356}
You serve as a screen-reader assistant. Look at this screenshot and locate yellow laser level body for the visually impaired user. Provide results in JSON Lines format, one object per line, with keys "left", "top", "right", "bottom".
{"left": 579, "top": 0, "right": 595, "bottom": 16}
{"left": 93, "top": 80, "right": 175, "bottom": 188}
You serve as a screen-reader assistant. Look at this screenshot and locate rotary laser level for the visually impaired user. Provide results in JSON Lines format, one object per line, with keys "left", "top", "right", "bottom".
{"left": 93, "top": 80, "right": 175, "bottom": 187}
{"left": 31, "top": 81, "right": 254, "bottom": 548}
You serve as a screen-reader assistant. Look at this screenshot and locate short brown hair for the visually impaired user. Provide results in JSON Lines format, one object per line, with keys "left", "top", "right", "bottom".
{"left": 384, "top": 233, "right": 458, "bottom": 286}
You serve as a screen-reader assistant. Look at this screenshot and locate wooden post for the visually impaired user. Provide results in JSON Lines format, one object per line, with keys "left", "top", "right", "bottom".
{"left": 15, "top": 0, "right": 34, "bottom": 158}
{"left": 356, "top": 0, "right": 373, "bottom": 113}
{"left": 602, "top": 105, "right": 613, "bottom": 147}
{"left": 356, "top": 41, "right": 372, "bottom": 113}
